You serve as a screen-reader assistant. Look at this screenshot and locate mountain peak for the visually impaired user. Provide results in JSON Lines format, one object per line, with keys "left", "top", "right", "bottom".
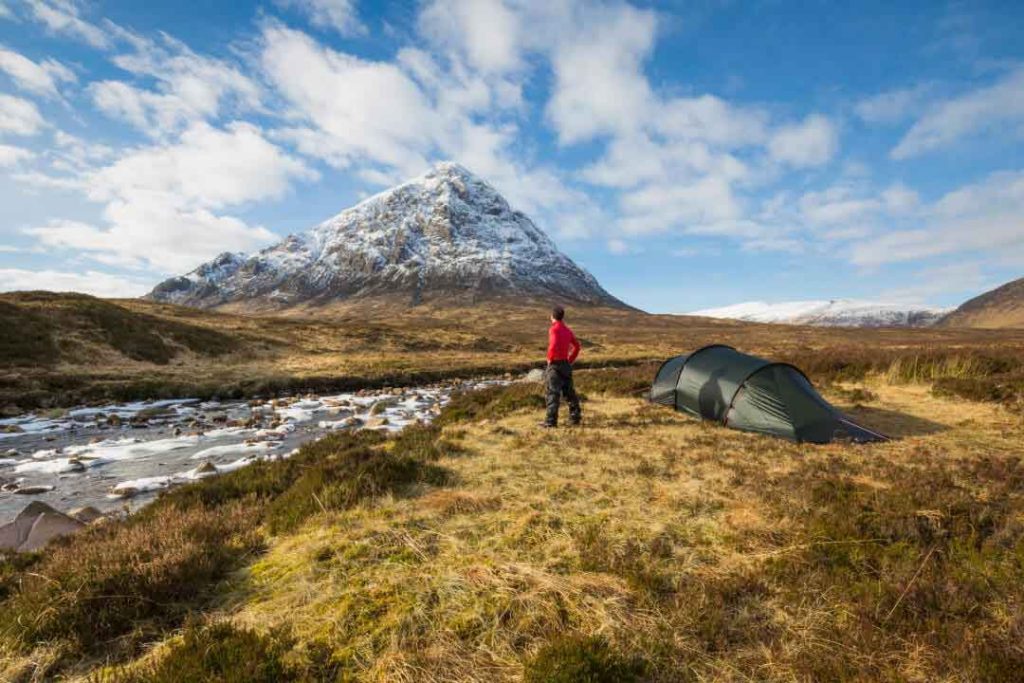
{"left": 147, "top": 164, "right": 625, "bottom": 310}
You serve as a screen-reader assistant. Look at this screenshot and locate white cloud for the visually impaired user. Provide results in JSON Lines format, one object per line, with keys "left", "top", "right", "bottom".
{"left": 855, "top": 84, "right": 931, "bottom": 124}
{"left": 0, "top": 93, "right": 44, "bottom": 135}
{"left": 0, "top": 3, "right": 11, "bottom": 19}
{"left": 768, "top": 114, "right": 838, "bottom": 168}
{"left": 24, "top": 121, "right": 315, "bottom": 272}
{"left": 892, "top": 67, "right": 1024, "bottom": 159}
{"left": 0, "top": 142, "right": 32, "bottom": 166}
{"left": 799, "top": 185, "right": 881, "bottom": 226}
{"left": 261, "top": 24, "right": 436, "bottom": 175}
{"left": 545, "top": 2, "right": 657, "bottom": 145}
{"left": 881, "top": 182, "right": 919, "bottom": 214}
{"left": 0, "top": 47, "right": 76, "bottom": 98}
{"left": 851, "top": 171, "right": 1024, "bottom": 266}
{"left": 26, "top": 0, "right": 110, "bottom": 49}
{"left": 419, "top": 0, "right": 522, "bottom": 74}
{"left": 277, "top": 0, "right": 365, "bottom": 37}
{"left": 90, "top": 35, "right": 261, "bottom": 134}
{"left": 607, "top": 238, "right": 644, "bottom": 255}
{"left": 0, "top": 267, "right": 151, "bottom": 297}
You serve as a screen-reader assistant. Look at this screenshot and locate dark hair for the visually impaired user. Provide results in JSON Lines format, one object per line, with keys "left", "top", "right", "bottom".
{"left": 551, "top": 305, "right": 565, "bottom": 321}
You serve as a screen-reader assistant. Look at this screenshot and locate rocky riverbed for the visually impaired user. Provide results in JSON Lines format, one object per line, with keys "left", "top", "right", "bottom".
{"left": 0, "top": 377, "right": 510, "bottom": 529}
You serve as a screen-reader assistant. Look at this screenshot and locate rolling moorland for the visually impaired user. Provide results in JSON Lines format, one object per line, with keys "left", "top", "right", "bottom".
{"left": 3, "top": 163, "right": 1024, "bottom": 680}
{"left": 1, "top": 291, "right": 1024, "bottom": 681}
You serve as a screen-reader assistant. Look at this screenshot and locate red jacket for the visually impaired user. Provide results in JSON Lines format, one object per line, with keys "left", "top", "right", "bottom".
{"left": 547, "top": 320, "right": 581, "bottom": 364}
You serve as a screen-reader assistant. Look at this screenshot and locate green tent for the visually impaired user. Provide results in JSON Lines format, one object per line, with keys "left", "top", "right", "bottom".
{"left": 650, "top": 345, "right": 888, "bottom": 444}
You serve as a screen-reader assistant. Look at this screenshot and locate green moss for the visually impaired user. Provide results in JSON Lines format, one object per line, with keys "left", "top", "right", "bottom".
{"left": 98, "top": 620, "right": 319, "bottom": 683}
{"left": 523, "top": 635, "right": 646, "bottom": 683}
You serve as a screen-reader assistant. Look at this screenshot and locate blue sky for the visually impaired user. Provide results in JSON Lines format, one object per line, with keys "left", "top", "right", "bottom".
{"left": 0, "top": 0, "right": 1022, "bottom": 313}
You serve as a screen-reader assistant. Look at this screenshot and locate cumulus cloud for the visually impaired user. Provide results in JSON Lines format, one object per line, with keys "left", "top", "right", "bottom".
{"left": 276, "top": 0, "right": 365, "bottom": 37}
{"left": 768, "top": 114, "right": 838, "bottom": 168}
{"left": 24, "top": 121, "right": 315, "bottom": 272}
{"left": 0, "top": 267, "right": 151, "bottom": 297}
{"left": 0, "top": 142, "right": 33, "bottom": 166}
{"left": 851, "top": 171, "right": 1024, "bottom": 266}
{"left": 419, "top": 0, "right": 522, "bottom": 74}
{"left": 262, "top": 24, "right": 437, "bottom": 175}
{"left": 26, "top": 0, "right": 110, "bottom": 49}
{"left": 545, "top": 2, "right": 656, "bottom": 145}
{"left": 90, "top": 35, "right": 261, "bottom": 134}
{"left": 892, "top": 66, "right": 1024, "bottom": 159}
{"left": 0, "top": 93, "right": 44, "bottom": 135}
{"left": 0, "top": 47, "right": 76, "bottom": 98}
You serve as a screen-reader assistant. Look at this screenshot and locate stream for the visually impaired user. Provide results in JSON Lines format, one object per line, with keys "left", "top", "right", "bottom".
{"left": 0, "top": 378, "right": 508, "bottom": 524}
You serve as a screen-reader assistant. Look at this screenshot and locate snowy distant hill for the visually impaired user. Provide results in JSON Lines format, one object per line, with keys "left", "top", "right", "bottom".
{"left": 690, "top": 300, "right": 949, "bottom": 328}
{"left": 147, "top": 162, "right": 624, "bottom": 310}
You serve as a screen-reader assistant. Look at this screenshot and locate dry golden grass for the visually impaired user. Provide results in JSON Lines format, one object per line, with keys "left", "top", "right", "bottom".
{"left": 79, "top": 376, "right": 1012, "bottom": 682}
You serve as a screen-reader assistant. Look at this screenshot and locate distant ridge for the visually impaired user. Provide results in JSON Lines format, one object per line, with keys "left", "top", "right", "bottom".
{"left": 147, "top": 162, "right": 625, "bottom": 310}
{"left": 690, "top": 299, "right": 949, "bottom": 328}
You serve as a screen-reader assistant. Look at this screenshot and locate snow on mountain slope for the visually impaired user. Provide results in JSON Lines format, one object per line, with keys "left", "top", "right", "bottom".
{"left": 147, "top": 162, "right": 624, "bottom": 309}
{"left": 690, "top": 300, "right": 950, "bottom": 327}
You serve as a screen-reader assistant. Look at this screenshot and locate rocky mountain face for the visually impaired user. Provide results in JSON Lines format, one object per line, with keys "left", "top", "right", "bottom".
{"left": 940, "top": 277, "right": 1024, "bottom": 329}
{"left": 147, "top": 162, "right": 624, "bottom": 310}
{"left": 690, "top": 299, "right": 949, "bottom": 328}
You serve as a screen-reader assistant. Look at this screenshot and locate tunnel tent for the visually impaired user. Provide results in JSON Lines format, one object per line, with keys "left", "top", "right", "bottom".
{"left": 651, "top": 344, "right": 888, "bottom": 444}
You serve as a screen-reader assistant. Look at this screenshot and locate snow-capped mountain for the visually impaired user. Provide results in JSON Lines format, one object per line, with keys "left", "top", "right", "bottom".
{"left": 147, "top": 162, "right": 624, "bottom": 309}
{"left": 690, "top": 300, "right": 950, "bottom": 327}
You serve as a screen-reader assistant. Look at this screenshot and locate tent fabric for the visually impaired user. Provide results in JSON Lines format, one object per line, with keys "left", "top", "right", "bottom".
{"left": 650, "top": 345, "right": 888, "bottom": 444}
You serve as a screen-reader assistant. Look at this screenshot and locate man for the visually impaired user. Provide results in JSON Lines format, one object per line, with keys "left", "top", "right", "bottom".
{"left": 542, "top": 305, "right": 582, "bottom": 428}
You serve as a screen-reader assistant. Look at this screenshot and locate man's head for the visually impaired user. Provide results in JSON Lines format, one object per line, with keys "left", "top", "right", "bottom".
{"left": 551, "top": 305, "right": 565, "bottom": 322}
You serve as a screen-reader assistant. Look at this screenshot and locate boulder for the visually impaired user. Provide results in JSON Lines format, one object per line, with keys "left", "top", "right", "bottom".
{"left": 364, "top": 416, "right": 390, "bottom": 429}
{"left": 69, "top": 506, "right": 106, "bottom": 524}
{"left": 0, "top": 501, "right": 55, "bottom": 551}
{"left": 0, "top": 501, "right": 84, "bottom": 552}
{"left": 20, "top": 510, "right": 85, "bottom": 552}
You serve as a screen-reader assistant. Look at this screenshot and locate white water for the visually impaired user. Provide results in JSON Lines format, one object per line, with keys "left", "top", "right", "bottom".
{"left": 0, "top": 379, "right": 505, "bottom": 522}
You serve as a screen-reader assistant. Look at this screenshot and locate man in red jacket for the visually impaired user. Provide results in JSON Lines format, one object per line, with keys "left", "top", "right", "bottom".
{"left": 542, "top": 305, "right": 582, "bottom": 428}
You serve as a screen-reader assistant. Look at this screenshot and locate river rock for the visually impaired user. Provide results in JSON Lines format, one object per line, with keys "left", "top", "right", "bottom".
{"left": 20, "top": 510, "right": 85, "bottom": 552}
{"left": 0, "top": 501, "right": 84, "bottom": 552}
{"left": 14, "top": 485, "right": 55, "bottom": 495}
{"left": 364, "top": 417, "right": 390, "bottom": 429}
{"left": 524, "top": 368, "right": 545, "bottom": 383}
{"left": 195, "top": 461, "right": 218, "bottom": 475}
{"left": 69, "top": 506, "right": 106, "bottom": 524}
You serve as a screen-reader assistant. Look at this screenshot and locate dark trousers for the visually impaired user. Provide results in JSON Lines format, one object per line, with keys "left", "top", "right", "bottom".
{"left": 545, "top": 361, "right": 581, "bottom": 426}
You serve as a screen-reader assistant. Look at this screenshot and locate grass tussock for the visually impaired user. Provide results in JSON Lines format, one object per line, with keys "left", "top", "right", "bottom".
{"left": 96, "top": 620, "right": 324, "bottom": 683}
{"left": 0, "top": 502, "right": 262, "bottom": 658}
{"left": 437, "top": 382, "right": 546, "bottom": 425}
{"left": 267, "top": 429, "right": 450, "bottom": 534}
{"left": 523, "top": 635, "right": 647, "bottom": 683}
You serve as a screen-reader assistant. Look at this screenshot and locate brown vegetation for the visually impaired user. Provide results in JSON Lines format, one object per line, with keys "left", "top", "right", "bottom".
{"left": 5, "top": 291, "right": 1024, "bottom": 413}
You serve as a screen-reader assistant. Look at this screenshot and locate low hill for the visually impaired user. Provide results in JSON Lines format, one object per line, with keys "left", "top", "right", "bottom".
{"left": 0, "top": 291, "right": 245, "bottom": 368}
{"left": 940, "top": 277, "right": 1024, "bottom": 328}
